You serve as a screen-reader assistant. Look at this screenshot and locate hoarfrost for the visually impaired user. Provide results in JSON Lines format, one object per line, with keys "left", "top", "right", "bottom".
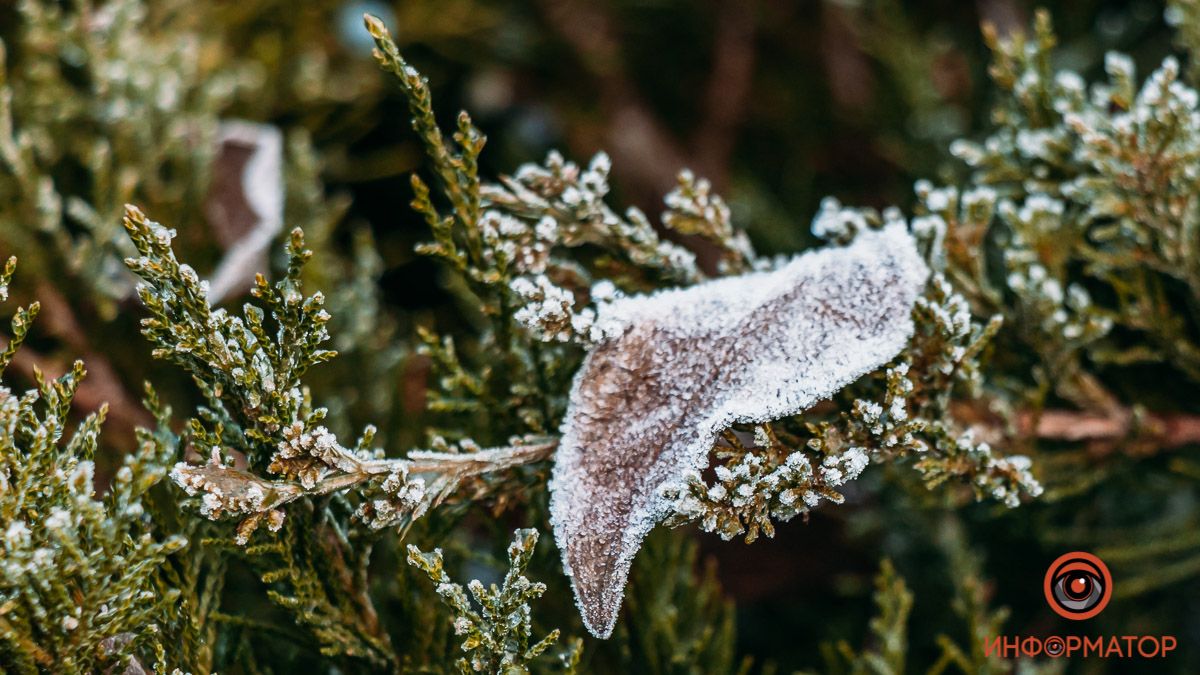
{"left": 549, "top": 223, "right": 929, "bottom": 638}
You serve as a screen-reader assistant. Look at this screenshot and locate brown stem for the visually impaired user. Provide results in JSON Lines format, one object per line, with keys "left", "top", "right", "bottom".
{"left": 182, "top": 440, "right": 562, "bottom": 517}
{"left": 954, "top": 397, "right": 1200, "bottom": 458}
{"left": 1020, "top": 408, "right": 1200, "bottom": 454}
{"left": 405, "top": 440, "right": 558, "bottom": 474}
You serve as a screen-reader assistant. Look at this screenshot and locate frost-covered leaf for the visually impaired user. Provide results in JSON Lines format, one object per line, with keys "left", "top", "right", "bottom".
{"left": 549, "top": 224, "right": 929, "bottom": 638}
{"left": 204, "top": 120, "right": 284, "bottom": 303}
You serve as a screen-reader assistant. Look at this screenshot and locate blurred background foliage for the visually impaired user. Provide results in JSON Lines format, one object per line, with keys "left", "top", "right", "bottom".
{"left": 2, "top": 0, "right": 1199, "bottom": 672}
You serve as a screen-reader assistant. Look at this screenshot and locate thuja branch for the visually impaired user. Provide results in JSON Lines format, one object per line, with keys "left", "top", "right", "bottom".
{"left": 123, "top": 203, "right": 558, "bottom": 544}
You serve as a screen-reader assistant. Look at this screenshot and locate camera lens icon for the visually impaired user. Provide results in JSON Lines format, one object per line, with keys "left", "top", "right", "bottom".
{"left": 1044, "top": 552, "right": 1112, "bottom": 620}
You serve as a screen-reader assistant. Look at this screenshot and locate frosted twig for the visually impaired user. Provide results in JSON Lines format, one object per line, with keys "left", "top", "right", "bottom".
{"left": 172, "top": 439, "right": 558, "bottom": 543}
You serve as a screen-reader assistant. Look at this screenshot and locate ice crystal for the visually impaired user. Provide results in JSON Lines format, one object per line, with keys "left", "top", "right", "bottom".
{"left": 549, "top": 224, "right": 929, "bottom": 637}
{"left": 357, "top": 464, "right": 429, "bottom": 530}
{"left": 511, "top": 274, "right": 622, "bottom": 345}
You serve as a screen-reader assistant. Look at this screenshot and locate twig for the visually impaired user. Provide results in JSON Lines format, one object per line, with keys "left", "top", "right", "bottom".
{"left": 1020, "top": 408, "right": 1200, "bottom": 455}
{"left": 957, "top": 397, "right": 1200, "bottom": 457}
{"left": 172, "top": 440, "right": 560, "bottom": 533}
{"left": 406, "top": 441, "right": 557, "bottom": 473}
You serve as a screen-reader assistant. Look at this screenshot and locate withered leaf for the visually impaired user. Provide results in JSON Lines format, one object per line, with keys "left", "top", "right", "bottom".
{"left": 549, "top": 224, "right": 929, "bottom": 637}
{"left": 204, "top": 120, "right": 284, "bottom": 303}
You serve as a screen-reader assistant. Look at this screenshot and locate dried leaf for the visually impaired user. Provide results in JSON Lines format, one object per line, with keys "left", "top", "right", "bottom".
{"left": 549, "top": 224, "right": 929, "bottom": 637}
{"left": 204, "top": 120, "right": 284, "bottom": 303}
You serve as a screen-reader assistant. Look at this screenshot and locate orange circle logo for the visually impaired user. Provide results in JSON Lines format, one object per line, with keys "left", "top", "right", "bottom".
{"left": 1044, "top": 552, "right": 1112, "bottom": 620}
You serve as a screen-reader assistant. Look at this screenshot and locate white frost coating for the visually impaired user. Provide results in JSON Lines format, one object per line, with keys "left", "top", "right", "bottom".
{"left": 549, "top": 223, "right": 929, "bottom": 638}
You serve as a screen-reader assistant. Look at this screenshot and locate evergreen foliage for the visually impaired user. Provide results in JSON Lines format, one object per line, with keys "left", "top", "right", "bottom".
{"left": 2, "top": 1, "right": 1200, "bottom": 672}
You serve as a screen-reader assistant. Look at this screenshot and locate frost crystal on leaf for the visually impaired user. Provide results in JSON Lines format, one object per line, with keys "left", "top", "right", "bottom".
{"left": 549, "top": 224, "right": 929, "bottom": 638}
